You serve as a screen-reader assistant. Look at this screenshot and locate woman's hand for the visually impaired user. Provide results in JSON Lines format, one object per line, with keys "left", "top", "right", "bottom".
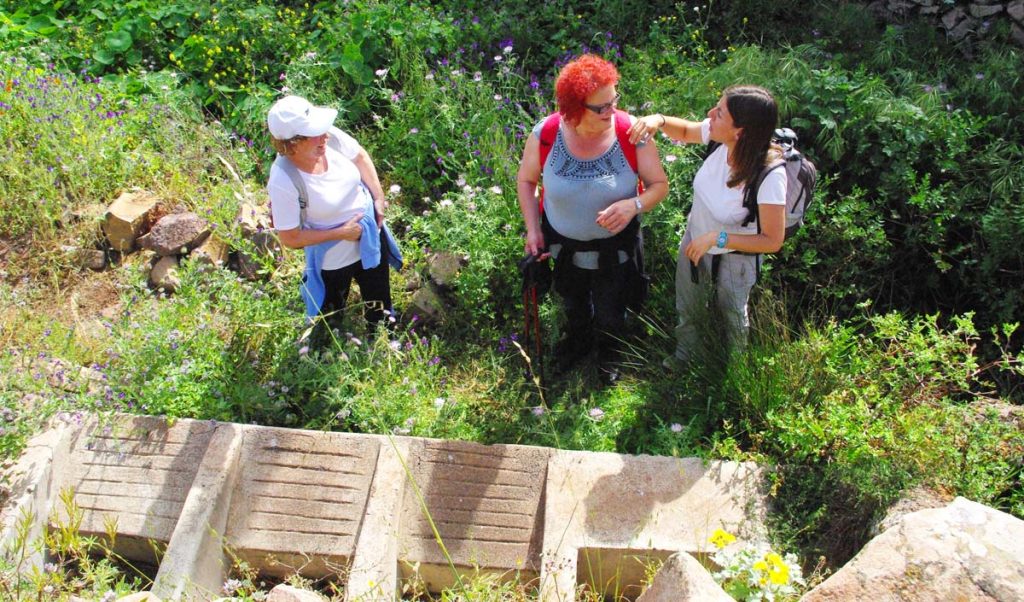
{"left": 373, "top": 197, "right": 388, "bottom": 228}
{"left": 596, "top": 198, "right": 638, "bottom": 234}
{"left": 335, "top": 214, "right": 364, "bottom": 241}
{"left": 627, "top": 114, "right": 664, "bottom": 145}
{"left": 525, "top": 228, "right": 548, "bottom": 259}
{"left": 684, "top": 231, "right": 718, "bottom": 265}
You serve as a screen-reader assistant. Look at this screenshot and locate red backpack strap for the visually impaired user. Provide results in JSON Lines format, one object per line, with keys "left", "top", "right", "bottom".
{"left": 614, "top": 109, "right": 643, "bottom": 194}
{"left": 538, "top": 113, "right": 561, "bottom": 172}
{"left": 537, "top": 113, "right": 561, "bottom": 213}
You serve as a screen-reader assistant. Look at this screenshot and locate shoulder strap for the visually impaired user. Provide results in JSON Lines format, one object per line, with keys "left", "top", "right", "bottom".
{"left": 704, "top": 140, "right": 722, "bottom": 161}
{"left": 273, "top": 154, "right": 308, "bottom": 229}
{"left": 741, "top": 159, "right": 786, "bottom": 228}
{"left": 538, "top": 113, "right": 561, "bottom": 171}
{"left": 613, "top": 109, "right": 638, "bottom": 174}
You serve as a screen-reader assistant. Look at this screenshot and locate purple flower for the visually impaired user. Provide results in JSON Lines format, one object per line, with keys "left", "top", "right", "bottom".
{"left": 428, "top": 356, "right": 440, "bottom": 366}
{"left": 588, "top": 407, "right": 605, "bottom": 421}
{"left": 531, "top": 406, "right": 546, "bottom": 417}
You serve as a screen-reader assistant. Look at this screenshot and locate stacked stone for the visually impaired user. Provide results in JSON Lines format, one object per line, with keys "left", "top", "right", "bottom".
{"left": 871, "top": 0, "right": 1024, "bottom": 46}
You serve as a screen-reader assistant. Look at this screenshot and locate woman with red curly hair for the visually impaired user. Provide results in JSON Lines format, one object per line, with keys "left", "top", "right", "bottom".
{"left": 516, "top": 54, "right": 669, "bottom": 385}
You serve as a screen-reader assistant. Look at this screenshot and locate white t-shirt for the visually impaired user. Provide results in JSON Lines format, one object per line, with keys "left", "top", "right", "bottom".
{"left": 268, "top": 129, "right": 365, "bottom": 270}
{"left": 688, "top": 119, "right": 787, "bottom": 254}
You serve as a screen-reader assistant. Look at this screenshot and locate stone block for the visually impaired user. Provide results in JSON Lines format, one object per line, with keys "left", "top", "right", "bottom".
{"left": 225, "top": 428, "right": 381, "bottom": 578}
{"left": 636, "top": 552, "right": 732, "bottom": 602}
{"left": 1014, "top": 23, "right": 1024, "bottom": 46}
{"left": 153, "top": 423, "right": 244, "bottom": 601}
{"left": 538, "top": 452, "right": 767, "bottom": 602}
{"left": 189, "top": 234, "right": 229, "bottom": 268}
{"left": 942, "top": 6, "right": 967, "bottom": 29}
{"left": 970, "top": 3, "right": 1003, "bottom": 18}
{"left": 52, "top": 416, "right": 217, "bottom": 562}
{"left": 268, "top": 584, "right": 328, "bottom": 601}
{"left": 407, "top": 285, "right": 445, "bottom": 324}
{"left": 1010, "top": 0, "right": 1024, "bottom": 23}
{"left": 103, "top": 191, "right": 159, "bottom": 252}
{"left": 398, "top": 439, "right": 551, "bottom": 592}
{"left": 140, "top": 212, "right": 210, "bottom": 256}
{"left": 149, "top": 256, "right": 180, "bottom": 293}
{"left": 235, "top": 230, "right": 280, "bottom": 281}
{"left": 427, "top": 252, "right": 466, "bottom": 287}
{"left": 235, "top": 201, "right": 273, "bottom": 236}
{"left": 803, "top": 497, "right": 1024, "bottom": 602}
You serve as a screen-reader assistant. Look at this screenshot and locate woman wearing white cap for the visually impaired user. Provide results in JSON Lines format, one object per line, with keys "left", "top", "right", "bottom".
{"left": 266, "top": 95, "right": 401, "bottom": 340}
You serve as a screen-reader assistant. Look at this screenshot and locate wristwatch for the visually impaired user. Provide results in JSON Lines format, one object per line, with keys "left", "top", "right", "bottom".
{"left": 633, "top": 197, "right": 643, "bottom": 213}
{"left": 717, "top": 231, "right": 728, "bottom": 248}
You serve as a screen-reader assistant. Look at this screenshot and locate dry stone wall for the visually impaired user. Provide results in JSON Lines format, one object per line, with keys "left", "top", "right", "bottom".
{"left": 868, "top": 0, "right": 1024, "bottom": 47}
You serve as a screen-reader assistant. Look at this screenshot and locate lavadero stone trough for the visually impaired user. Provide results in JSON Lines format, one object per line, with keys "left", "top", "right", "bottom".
{"left": 0, "top": 414, "right": 768, "bottom": 600}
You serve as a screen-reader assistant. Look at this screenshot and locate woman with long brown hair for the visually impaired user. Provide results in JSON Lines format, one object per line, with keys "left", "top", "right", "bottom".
{"left": 628, "top": 85, "right": 787, "bottom": 367}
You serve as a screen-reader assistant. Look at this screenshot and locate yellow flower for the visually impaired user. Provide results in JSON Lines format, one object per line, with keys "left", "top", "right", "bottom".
{"left": 709, "top": 528, "right": 736, "bottom": 549}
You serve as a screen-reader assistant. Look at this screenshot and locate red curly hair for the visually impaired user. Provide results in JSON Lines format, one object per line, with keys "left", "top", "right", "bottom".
{"left": 555, "top": 54, "right": 620, "bottom": 125}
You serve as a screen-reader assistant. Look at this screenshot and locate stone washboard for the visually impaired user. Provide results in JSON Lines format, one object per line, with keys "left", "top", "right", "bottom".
{"left": 226, "top": 428, "right": 380, "bottom": 577}
{"left": 54, "top": 416, "right": 217, "bottom": 560}
{"left": 398, "top": 439, "right": 550, "bottom": 591}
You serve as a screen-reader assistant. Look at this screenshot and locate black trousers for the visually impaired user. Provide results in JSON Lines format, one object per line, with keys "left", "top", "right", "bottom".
{"left": 320, "top": 240, "right": 392, "bottom": 330}
{"left": 554, "top": 260, "right": 629, "bottom": 363}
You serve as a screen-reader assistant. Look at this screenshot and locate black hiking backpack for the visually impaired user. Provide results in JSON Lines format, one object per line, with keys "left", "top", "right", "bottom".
{"left": 740, "top": 127, "right": 817, "bottom": 239}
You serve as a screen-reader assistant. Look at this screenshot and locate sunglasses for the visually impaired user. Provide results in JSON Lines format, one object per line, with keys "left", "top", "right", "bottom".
{"left": 584, "top": 93, "right": 620, "bottom": 114}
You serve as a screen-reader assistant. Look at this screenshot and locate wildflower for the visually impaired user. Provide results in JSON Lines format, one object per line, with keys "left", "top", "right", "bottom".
{"left": 588, "top": 407, "right": 605, "bottom": 421}
{"left": 473, "top": 71, "right": 483, "bottom": 82}
{"left": 44, "top": 562, "right": 58, "bottom": 573}
{"left": 665, "top": 154, "right": 678, "bottom": 163}
{"left": 433, "top": 397, "right": 446, "bottom": 409}
{"left": 100, "top": 592, "right": 117, "bottom": 602}
{"left": 670, "top": 422, "right": 683, "bottom": 433}
{"left": 428, "top": 356, "right": 440, "bottom": 366}
{"left": 503, "top": 45, "right": 513, "bottom": 54}
{"left": 494, "top": 94, "right": 503, "bottom": 101}
{"left": 489, "top": 185, "right": 503, "bottom": 194}
{"left": 298, "top": 345, "right": 309, "bottom": 356}
{"left": 409, "top": 127, "right": 419, "bottom": 134}
{"left": 389, "top": 184, "right": 401, "bottom": 195}
{"left": 439, "top": 198, "right": 453, "bottom": 208}
{"left": 975, "top": 72, "right": 985, "bottom": 80}
{"left": 223, "top": 578, "right": 243, "bottom": 595}
{"left": 531, "top": 405, "right": 546, "bottom": 417}
{"left": 709, "top": 528, "right": 736, "bottom": 549}
{"left": 336, "top": 408, "right": 351, "bottom": 420}
{"left": 389, "top": 340, "right": 402, "bottom": 351}
{"left": 375, "top": 68, "right": 388, "bottom": 77}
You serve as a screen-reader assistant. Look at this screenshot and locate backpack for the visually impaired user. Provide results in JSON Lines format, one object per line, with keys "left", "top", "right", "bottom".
{"left": 740, "top": 127, "right": 817, "bottom": 239}
{"left": 269, "top": 126, "right": 350, "bottom": 229}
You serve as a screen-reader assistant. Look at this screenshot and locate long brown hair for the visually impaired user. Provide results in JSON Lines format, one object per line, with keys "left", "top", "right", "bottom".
{"left": 724, "top": 85, "right": 779, "bottom": 189}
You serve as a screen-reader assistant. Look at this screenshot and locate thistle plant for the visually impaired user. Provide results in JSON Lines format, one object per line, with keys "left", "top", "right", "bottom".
{"left": 708, "top": 529, "right": 805, "bottom": 602}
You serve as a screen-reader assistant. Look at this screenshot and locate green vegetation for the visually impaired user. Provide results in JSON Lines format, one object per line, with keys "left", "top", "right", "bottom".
{"left": 2, "top": 0, "right": 1023, "bottom": 599}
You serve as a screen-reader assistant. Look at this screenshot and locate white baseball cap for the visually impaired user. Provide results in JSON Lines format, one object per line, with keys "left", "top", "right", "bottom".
{"left": 267, "top": 95, "right": 337, "bottom": 140}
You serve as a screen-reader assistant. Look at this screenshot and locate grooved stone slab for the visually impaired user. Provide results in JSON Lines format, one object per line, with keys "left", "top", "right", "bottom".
{"left": 539, "top": 451, "right": 767, "bottom": 602}
{"left": 398, "top": 439, "right": 550, "bottom": 587}
{"left": 226, "top": 428, "right": 380, "bottom": 576}
{"left": 54, "top": 416, "right": 216, "bottom": 545}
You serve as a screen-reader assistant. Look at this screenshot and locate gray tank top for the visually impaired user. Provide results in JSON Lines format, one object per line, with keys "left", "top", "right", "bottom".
{"left": 533, "top": 119, "right": 641, "bottom": 269}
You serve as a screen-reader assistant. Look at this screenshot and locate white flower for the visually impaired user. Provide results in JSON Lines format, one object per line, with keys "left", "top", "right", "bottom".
{"left": 670, "top": 422, "right": 684, "bottom": 433}
{"left": 425, "top": 72, "right": 434, "bottom": 80}
{"left": 503, "top": 45, "right": 513, "bottom": 54}
{"left": 494, "top": 55, "right": 503, "bottom": 62}
{"left": 665, "top": 154, "right": 678, "bottom": 163}
{"left": 439, "top": 199, "right": 454, "bottom": 208}
{"left": 588, "top": 407, "right": 605, "bottom": 421}
{"left": 389, "top": 184, "right": 401, "bottom": 195}
{"left": 531, "top": 406, "right": 546, "bottom": 417}
{"left": 433, "top": 397, "right": 446, "bottom": 409}
{"left": 305, "top": 51, "right": 318, "bottom": 59}
{"left": 494, "top": 94, "right": 503, "bottom": 101}
{"left": 489, "top": 185, "right": 503, "bottom": 194}
{"left": 473, "top": 71, "right": 482, "bottom": 82}
{"left": 374, "top": 68, "right": 388, "bottom": 77}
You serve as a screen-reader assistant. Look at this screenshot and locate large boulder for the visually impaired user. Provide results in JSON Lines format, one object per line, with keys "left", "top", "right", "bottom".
{"left": 637, "top": 552, "right": 732, "bottom": 602}
{"left": 139, "top": 212, "right": 210, "bottom": 256}
{"left": 234, "top": 202, "right": 280, "bottom": 280}
{"left": 189, "top": 234, "right": 229, "bottom": 268}
{"left": 801, "top": 497, "right": 1024, "bottom": 602}
{"left": 103, "top": 190, "right": 159, "bottom": 252}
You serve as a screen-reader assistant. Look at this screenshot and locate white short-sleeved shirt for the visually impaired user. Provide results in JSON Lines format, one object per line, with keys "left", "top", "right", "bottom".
{"left": 268, "top": 128, "right": 365, "bottom": 270}
{"left": 688, "top": 119, "right": 787, "bottom": 254}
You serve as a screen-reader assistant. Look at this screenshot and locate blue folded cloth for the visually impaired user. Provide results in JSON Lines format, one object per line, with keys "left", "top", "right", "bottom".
{"left": 300, "top": 187, "right": 403, "bottom": 319}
